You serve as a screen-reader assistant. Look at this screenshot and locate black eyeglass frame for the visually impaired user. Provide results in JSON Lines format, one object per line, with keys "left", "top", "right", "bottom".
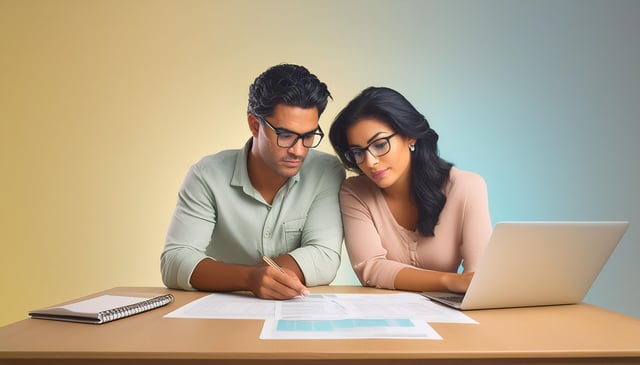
{"left": 257, "top": 115, "right": 325, "bottom": 149}
{"left": 344, "top": 133, "right": 398, "bottom": 165}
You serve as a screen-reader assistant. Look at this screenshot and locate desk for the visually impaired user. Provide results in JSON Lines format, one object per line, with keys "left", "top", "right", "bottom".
{"left": 1, "top": 286, "right": 639, "bottom": 364}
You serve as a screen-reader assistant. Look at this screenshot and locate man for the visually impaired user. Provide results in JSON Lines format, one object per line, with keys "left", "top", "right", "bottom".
{"left": 161, "top": 64, "right": 345, "bottom": 300}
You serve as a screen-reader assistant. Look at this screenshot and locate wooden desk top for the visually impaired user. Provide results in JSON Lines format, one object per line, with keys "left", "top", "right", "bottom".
{"left": 1, "top": 286, "right": 639, "bottom": 365}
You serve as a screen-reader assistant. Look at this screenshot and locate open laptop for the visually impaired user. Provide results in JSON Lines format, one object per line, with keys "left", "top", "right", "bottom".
{"left": 422, "top": 221, "right": 628, "bottom": 310}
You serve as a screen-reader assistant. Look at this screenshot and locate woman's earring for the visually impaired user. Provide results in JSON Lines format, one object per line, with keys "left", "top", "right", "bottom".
{"left": 409, "top": 144, "right": 415, "bottom": 152}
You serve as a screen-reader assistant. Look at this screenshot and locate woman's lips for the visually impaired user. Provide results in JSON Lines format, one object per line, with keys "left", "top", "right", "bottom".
{"left": 371, "top": 169, "right": 388, "bottom": 180}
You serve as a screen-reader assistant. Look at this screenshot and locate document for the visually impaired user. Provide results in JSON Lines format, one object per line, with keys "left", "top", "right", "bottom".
{"left": 261, "top": 317, "right": 440, "bottom": 339}
{"left": 165, "top": 292, "right": 476, "bottom": 339}
{"left": 165, "top": 292, "right": 275, "bottom": 319}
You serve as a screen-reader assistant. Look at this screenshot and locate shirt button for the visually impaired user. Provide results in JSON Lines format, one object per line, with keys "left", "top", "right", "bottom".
{"left": 264, "top": 230, "right": 271, "bottom": 238}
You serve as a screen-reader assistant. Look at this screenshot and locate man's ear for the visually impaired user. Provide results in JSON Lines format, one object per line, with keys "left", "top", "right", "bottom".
{"left": 248, "top": 114, "right": 260, "bottom": 138}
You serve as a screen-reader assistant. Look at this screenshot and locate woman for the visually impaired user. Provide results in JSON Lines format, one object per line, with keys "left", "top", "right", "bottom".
{"left": 329, "top": 87, "right": 492, "bottom": 293}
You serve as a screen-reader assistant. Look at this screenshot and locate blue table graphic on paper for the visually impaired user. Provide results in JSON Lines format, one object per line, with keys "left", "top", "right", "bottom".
{"left": 276, "top": 319, "right": 414, "bottom": 332}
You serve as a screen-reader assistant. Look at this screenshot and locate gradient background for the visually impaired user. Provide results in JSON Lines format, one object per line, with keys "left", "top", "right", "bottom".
{"left": 1, "top": 0, "right": 638, "bottom": 326}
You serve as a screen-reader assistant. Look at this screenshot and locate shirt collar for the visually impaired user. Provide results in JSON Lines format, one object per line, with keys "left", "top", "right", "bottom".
{"left": 230, "top": 139, "right": 302, "bottom": 189}
{"left": 230, "top": 139, "right": 252, "bottom": 188}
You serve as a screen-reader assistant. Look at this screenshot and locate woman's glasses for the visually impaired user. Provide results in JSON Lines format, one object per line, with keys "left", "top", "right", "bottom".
{"left": 345, "top": 133, "right": 398, "bottom": 165}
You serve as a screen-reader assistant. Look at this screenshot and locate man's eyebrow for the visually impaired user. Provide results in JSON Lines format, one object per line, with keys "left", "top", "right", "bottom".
{"left": 349, "top": 131, "right": 387, "bottom": 148}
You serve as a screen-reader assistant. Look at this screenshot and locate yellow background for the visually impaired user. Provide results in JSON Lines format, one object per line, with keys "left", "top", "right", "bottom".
{"left": 2, "top": 0, "right": 639, "bottom": 326}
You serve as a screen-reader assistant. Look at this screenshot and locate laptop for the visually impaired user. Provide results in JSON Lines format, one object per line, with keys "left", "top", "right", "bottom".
{"left": 422, "top": 221, "right": 628, "bottom": 310}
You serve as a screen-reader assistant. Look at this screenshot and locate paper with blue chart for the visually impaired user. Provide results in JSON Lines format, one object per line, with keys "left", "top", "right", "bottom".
{"left": 164, "top": 292, "right": 476, "bottom": 339}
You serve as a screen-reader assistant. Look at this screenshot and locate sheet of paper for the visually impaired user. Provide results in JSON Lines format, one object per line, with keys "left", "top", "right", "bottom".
{"left": 60, "top": 295, "right": 150, "bottom": 313}
{"left": 164, "top": 293, "right": 276, "bottom": 319}
{"left": 165, "top": 292, "right": 475, "bottom": 322}
{"left": 280, "top": 293, "right": 477, "bottom": 324}
{"left": 165, "top": 291, "right": 476, "bottom": 339}
{"left": 260, "top": 317, "right": 443, "bottom": 340}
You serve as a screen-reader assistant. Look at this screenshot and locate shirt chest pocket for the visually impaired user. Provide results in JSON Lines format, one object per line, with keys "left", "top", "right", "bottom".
{"left": 282, "top": 218, "right": 305, "bottom": 250}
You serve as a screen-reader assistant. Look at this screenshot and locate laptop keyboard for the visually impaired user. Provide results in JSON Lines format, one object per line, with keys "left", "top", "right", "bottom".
{"left": 441, "top": 295, "right": 464, "bottom": 304}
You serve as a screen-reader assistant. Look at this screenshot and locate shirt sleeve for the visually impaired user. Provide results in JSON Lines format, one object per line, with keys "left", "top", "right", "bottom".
{"left": 288, "top": 155, "right": 346, "bottom": 286}
{"left": 160, "top": 164, "right": 216, "bottom": 290}
{"left": 459, "top": 172, "right": 493, "bottom": 272}
{"left": 339, "top": 180, "right": 409, "bottom": 289}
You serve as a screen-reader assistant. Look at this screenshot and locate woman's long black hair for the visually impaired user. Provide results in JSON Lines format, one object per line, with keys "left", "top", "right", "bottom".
{"left": 329, "top": 87, "right": 453, "bottom": 236}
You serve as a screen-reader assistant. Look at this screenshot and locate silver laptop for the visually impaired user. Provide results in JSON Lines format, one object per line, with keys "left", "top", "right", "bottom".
{"left": 422, "top": 221, "right": 628, "bottom": 310}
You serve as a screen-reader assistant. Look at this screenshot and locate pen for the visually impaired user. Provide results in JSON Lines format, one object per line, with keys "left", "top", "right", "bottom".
{"left": 262, "top": 255, "right": 285, "bottom": 273}
{"left": 262, "top": 255, "right": 309, "bottom": 297}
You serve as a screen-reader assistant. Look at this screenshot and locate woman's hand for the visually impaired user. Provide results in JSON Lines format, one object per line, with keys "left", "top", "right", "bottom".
{"left": 443, "top": 272, "right": 475, "bottom": 293}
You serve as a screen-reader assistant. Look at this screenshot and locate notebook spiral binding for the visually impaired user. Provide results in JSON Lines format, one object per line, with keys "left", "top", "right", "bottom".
{"left": 98, "top": 294, "right": 174, "bottom": 324}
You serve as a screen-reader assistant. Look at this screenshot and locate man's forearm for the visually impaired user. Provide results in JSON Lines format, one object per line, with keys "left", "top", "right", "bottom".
{"left": 274, "top": 254, "right": 306, "bottom": 285}
{"left": 189, "top": 258, "right": 254, "bottom": 292}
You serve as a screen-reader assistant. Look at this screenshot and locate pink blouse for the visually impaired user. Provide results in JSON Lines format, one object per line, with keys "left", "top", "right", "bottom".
{"left": 339, "top": 168, "right": 492, "bottom": 289}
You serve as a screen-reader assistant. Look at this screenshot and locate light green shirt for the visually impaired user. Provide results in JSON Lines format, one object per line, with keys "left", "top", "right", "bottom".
{"left": 161, "top": 140, "right": 346, "bottom": 290}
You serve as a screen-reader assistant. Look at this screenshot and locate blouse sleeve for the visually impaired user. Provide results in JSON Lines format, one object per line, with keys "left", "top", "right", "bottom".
{"left": 339, "top": 179, "right": 410, "bottom": 289}
{"left": 459, "top": 172, "right": 493, "bottom": 272}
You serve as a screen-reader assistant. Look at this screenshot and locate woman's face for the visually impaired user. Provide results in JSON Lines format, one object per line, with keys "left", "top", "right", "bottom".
{"left": 345, "top": 118, "right": 416, "bottom": 191}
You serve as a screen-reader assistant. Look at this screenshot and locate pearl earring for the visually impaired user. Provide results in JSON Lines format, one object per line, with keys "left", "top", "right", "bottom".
{"left": 409, "top": 144, "right": 415, "bottom": 152}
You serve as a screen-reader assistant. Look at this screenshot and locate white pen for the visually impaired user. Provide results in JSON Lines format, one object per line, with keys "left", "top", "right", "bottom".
{"left": 262, "top": 255, "right": 285, "bottom": 273}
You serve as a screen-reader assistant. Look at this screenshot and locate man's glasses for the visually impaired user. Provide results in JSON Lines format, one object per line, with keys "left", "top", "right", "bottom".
{"left": 258, "top": 116, "right": 324, "bottom": 149}
{"left": 345, "top": 133, "right": 398, "bottom": 165}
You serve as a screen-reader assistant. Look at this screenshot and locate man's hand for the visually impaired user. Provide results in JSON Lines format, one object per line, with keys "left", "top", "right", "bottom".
{"left": 248, "top": 265, "right": 310, "bottom": 300}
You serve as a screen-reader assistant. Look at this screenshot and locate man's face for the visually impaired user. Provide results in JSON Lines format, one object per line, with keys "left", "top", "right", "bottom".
{"left": 250, "top": 104, "right": 320, "bottom": 179}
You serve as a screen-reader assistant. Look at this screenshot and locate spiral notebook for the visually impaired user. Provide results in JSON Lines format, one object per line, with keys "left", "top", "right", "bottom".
{"left": 29, "top": 293, "right": 174, "bottom": 324}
